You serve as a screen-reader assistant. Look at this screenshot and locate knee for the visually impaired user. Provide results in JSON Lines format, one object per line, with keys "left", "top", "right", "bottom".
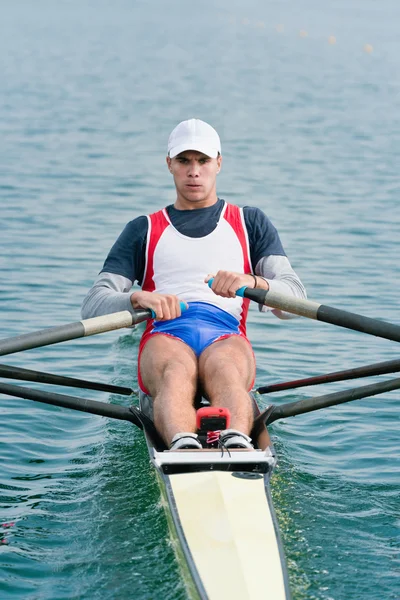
{"left": 162, "top": 360, "right": 197, "bottom": 385}
{"left": 200, "top": 356, "right": 254, "bottom": 394}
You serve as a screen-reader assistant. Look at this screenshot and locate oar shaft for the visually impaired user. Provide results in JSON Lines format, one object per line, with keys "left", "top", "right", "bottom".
{"left": 265, "top": 377, "right": 400, "bottom": 425}
{"left": 257, "top": 357, "right": 400, "bottom": 394}
{"left": 0, "top": 381, "right": 140, "bottom": 424}
{"left": 0, "top": 309, "right": 152, "bottom": 357}
{"left": 243, "top": 288, "right": 400, "bottom": 343}
{"left": 0, "top": 363, "right": 133, "bottom": 395}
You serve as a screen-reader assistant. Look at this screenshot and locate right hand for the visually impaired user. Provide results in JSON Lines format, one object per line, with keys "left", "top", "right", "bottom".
{"left": 130, "top": 291, "right": 185, "bottom": 321}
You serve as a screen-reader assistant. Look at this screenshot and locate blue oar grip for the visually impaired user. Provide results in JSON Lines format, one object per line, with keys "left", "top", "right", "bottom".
{"left": 150, "top": 301, "right": 188, "bottom": 319}
{"left": 207, "top": 278, "right": 247, "bottom": 297}
{"left": 235, "top": 286, "right": 247, "bottom": 297}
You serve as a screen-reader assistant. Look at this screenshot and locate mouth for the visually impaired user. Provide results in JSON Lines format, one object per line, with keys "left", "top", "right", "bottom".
{"left": 186, "top": 184, "right": 202, "bottom": 189}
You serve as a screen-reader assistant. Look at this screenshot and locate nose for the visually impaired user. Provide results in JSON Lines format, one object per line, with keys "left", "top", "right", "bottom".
{"left": 188, "top": 160, "right": 200, "bottom": 177}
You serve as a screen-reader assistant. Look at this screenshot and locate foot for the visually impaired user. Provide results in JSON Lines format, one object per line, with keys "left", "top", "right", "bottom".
{"left": 219, "top": 429, "right": 254, "bottom": 449}
{"left": 169, "top": 432, "right": 203, "bottom": 450}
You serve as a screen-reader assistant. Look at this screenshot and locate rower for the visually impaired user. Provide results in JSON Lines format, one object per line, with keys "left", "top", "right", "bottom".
{"left": 81, "top": 118, "right": 307, "bottom": 450}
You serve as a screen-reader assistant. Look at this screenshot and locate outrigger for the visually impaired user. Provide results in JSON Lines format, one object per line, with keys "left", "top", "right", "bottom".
{"left": 0, "top": 287, "right": 399, "bottom": 599}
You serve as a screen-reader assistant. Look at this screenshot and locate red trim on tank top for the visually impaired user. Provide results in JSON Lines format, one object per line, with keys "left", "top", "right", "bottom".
{"left": 140, "top": 210, "right": 170, "bottom": 342}
{"left": 142, "top": 210, "right": 170, "bottom": 292}
{"left": 223, "top": 204, "right": 252, "bottom": 336}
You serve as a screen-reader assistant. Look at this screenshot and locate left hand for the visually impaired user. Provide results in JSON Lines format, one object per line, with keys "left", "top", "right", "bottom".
{"left": 205, "top": 271, "right": 258, "bottom": 298}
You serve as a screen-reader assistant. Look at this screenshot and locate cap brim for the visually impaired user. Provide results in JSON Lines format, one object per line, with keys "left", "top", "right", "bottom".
{"left": 169, "top": 143, "right": 219, "bottom": 159}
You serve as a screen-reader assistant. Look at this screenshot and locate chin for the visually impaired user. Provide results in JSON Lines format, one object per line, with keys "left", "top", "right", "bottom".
{"left": 183, "top": 190, "right": 206, "bottom": 201}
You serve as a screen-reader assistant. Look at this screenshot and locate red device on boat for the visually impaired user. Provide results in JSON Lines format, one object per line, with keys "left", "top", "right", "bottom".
{"left": 196, "top": 406, "right": 231, "bottom": 431}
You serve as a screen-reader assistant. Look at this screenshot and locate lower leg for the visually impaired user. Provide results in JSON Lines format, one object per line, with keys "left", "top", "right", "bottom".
{"left": 199, "top": 337, "right": 255, "bottom": 435}
{"left": 208, "top": 382, "right": 254, "bottom": 435}
{"left": 153, "top": 372, "right": 197, "bottom": 444}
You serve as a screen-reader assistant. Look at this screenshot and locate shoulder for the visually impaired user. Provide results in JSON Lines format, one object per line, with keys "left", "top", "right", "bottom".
{"left": 243, "top": 205, "right": 273, "bottom": 226}
{"left": 105, "top": 215, "right": 149, "bottom": 257}
{"left": 100, "top": 215, "right": 148, "bottom": 281}
{"left": 123, "top": 215, "right": 148, "bottom": 233}
{"left": 242, "top": 206, "right": 286, "bottom": 259}
{"left": 118, "top": 215, "right": 149, "bottom": 243}
{"left": 242, "top": 206, "right": 279, "bottom": 237}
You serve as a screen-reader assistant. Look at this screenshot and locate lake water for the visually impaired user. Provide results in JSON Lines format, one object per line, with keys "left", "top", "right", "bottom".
{"left": 1, "top": 1, "right": 399, "bottom": 599}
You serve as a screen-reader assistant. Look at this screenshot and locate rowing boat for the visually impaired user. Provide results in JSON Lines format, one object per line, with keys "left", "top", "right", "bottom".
{"left": 0, "top": 287, "right": 399, "bottom": 599}
{"left": 139, "top": 390, "right": 290, "bottom": 600}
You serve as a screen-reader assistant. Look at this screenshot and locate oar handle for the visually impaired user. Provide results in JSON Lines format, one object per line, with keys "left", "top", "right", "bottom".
{"left": 207, "top": 278, "right": 247, "bottom": 297}
{"left": 149, "top": 301, "right": 188, "bottom": 319}
{"left": 207, "top": 279, "right": 400, "bottom": 344}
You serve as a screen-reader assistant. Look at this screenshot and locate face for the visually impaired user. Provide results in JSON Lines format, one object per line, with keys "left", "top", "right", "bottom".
{"left": 166, "top": 150, "right": 222, "bottom": 210}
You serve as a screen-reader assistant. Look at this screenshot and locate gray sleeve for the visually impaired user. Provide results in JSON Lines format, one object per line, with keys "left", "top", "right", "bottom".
{"left": 255, "top": 255, "right": 307, "bottom": 320}
{"left": 81, "top": 272, "right": 138, "bottom": 319}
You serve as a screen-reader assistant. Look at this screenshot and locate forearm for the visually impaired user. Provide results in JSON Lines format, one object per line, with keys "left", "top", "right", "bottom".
{"left": 81, "top": 272, "right": 136, "bottom": 319}
{"left": 81, "top": 273, "right": 184, "bottom": 322}
{"left": 255, "top": 256, "right": 307, "bottom": 319}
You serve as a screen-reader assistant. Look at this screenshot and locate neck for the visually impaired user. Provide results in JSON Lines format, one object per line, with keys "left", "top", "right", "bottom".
{"left": 174, "top": 191, "right": 219, "bottom": 211}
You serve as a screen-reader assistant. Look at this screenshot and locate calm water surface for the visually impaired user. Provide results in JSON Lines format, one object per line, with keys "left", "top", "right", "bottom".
{"left": 1, "top": 1, "right": 399, "bottom": 599}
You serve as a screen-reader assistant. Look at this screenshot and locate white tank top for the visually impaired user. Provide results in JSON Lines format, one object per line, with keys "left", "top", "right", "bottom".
{"left": 142, "top": 202, "right": 252, "bottom": 326}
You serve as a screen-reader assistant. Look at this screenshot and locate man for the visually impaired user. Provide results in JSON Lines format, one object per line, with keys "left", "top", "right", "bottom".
{"left": 82, "top": 118, "right": 306, "bottom": 450}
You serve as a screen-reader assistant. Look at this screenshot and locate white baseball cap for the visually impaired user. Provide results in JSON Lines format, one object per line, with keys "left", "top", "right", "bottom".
{"left": 167, "top": 119, "right": 221, "bottom": 158}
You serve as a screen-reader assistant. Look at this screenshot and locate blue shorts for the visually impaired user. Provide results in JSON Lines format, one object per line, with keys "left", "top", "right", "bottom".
{"left": 148, "top": 302, "right": 241, "bottom": 356}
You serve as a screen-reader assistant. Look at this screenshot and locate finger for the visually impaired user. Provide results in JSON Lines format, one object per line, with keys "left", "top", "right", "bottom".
{"left": 152, "top": 304, "right": 164, "bottom": 321}
{"left": 175, "top": 298, "right": 188, "bottom": 318}
{"left": 217, "top": 271, "right": 236, "bottom": 297}
{"left": 171, "top": 297, "right": 181, "bottom": 320}
{"left": 159, "top": 298, "right": 173, "bottom": 321}
{"left": 228, "top": 277, "right": 244, "bottom": 297}
{"left": 161, "top": 296, "right": 182, "bottom": 321}
{"left": 151, "top": 297, "right": 169, "bottom": 321}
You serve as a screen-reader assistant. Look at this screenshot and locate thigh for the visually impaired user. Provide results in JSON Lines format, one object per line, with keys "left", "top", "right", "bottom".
{"left": 139, "top": 333, "right": 198, "bottom": 397}
{"left": 198, "top": 335, "right": 256, "bottom": 392}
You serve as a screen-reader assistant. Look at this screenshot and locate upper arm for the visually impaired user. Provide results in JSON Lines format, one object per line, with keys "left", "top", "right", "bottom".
{"left": 243, "top": 207, "right": 286, "bottom": 269}
{"left": 100, "top": 216, "right": 148, "bottom": 284}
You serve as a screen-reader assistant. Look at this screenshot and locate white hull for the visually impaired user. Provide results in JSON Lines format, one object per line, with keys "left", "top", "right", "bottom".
{"left": 151, "top": 446, "right": 290, "bottom": 599}
{"left": 140, "top": 391, "right": 291, "bottom": 599}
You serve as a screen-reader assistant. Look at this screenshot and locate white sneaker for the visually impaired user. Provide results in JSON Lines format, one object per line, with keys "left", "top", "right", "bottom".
{"left": 169, "top": 432, "right": 203, "bottom": 450}
{"left": 219, "top": 429, "right": 254, "bottom": 449}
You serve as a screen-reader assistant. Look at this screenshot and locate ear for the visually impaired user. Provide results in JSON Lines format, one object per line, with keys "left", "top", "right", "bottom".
{"left": 166, "top": 156, "right": 172, "bottom": 172}
{"left": 216, "top": 154, "right": 222, "bottom": 173}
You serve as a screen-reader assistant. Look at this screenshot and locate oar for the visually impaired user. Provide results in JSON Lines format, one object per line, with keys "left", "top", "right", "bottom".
{"left": 251, "top": 377, "right": 400, "bottom": 437}
{"left": 208, "top": 280, "right": 400, "bottom": 343}
{"left": 0, "top": 381, "right": 166, "bottom": 450}
{"left": 0, "top": 363, "right": 133, "bottom": 396}
{"left": 242, "top": 287, "right": 400, "bottom": 343}
{"left": 0, "top": 309, "right": 151, "bottom": 357}
{"left": 0, "top": 303, "right": 187, "bottom": 357}
{"left": 257, "top": 357, "right": 400, "bottom": 394}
